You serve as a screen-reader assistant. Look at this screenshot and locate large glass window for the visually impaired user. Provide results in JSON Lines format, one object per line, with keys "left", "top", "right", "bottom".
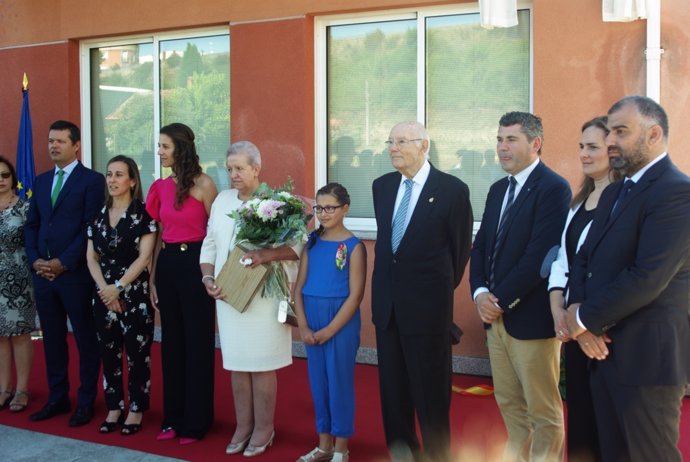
{"left": 317, "top": 6, "right": 531, "bottom": 230}
{"left": 83, "top": 30, "right": 230, "bottom": 194}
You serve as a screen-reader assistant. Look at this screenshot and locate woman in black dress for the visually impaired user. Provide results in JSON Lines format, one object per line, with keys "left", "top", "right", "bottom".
{"left": 86, "top": 155, "right": 157, "bottom": 435}
{"left": 548, "top": 117, "right": 619, "bottom": 461}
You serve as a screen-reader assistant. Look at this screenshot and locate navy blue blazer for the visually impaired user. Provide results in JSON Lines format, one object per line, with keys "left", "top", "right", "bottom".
{"left": 569, "top": 155, "right": 690, "bottom": 386}
{"left": 371, "top": 165, "right": 473, "bottom": 335}
{"left": 470, "top": 161, "right": 571, "bottom": 340}
{"left": 25, "top": 162, "right": 105, "bottom": 285}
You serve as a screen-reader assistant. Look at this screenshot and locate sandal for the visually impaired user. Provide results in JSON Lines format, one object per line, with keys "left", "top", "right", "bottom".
{"left": 297, "top": 446, "right": 334, "bottom": 462}
{"left": 99, "top": 411, "right": 124, "bottom": 434}
{"left": 121, "top": 411, "right": 143, "bottom": 436}
{"left": 0, "top": 390, "right": 13, "bottom": 409}
{"left": 9, "top": 390, "right": 29, "bottom": 413}
{"left": 121, "top": 423, "right": 142, "bottom": 436}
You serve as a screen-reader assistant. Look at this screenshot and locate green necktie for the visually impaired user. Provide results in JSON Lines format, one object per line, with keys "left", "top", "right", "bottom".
{"left": 51, "top": 169, "right": 64, "bottom": 207}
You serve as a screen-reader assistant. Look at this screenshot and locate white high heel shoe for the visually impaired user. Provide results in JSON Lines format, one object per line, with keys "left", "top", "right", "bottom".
{"left": 243, "top": 431, "right": 275, "bottom": 457}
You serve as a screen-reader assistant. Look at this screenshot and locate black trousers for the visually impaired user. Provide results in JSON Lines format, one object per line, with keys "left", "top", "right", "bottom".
{"left": 376, "top": 314, "right": 452, "bottom": 462}
{"left": 590, "top": 358, "right": 685, "bottom": 462}
{"left": 156, "top": 242, "right": 216, "bottom": 439}
{"left": 564, "top": 341, "right": 601, "bottom": 462}
{"left": 93, "top": 288, "right": 154, "bottom": 412}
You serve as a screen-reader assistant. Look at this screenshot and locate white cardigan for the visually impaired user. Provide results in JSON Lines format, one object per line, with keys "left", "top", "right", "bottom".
{"left": 548, "top": 202, "right": 592, "bottom": 298}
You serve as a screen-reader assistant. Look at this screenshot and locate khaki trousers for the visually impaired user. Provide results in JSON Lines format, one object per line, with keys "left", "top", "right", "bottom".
{"left": 487, "top": 317, "right": 564, "bottom": 462}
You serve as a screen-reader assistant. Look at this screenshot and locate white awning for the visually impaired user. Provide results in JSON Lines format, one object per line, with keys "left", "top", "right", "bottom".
{"left": 603, "top": 0, "right": 648, "bottom": 22}
{"left": 479, "top": 0, "right": 518, "bottom": 29}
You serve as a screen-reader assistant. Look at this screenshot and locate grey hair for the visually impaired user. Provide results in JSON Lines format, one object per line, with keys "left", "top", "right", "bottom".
{"left": 227, "top": 141, "right": 262, "bottom": 167}
{"left": 499, "top": 111, "right": 544, "bottom": 154}
{"left": 393, "top": 121, "right": 431, "bottom": 155}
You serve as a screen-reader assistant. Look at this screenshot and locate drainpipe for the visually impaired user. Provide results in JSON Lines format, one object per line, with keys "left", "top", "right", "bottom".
{"left": 645, "top": 0, "right": 663, "bottom": 103}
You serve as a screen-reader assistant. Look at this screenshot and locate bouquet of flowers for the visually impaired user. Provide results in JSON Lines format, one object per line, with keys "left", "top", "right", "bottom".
{"left": 230, "top": 179, "right": 312, "bottom": 304}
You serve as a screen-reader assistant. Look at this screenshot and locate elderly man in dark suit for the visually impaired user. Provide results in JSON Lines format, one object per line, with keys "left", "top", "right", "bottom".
{"left": 470, "top": 112, "right": 570, "bottom": 462}
{"left": 372, "top": 121, "right": 473, "bottom": 462}
{"left": 566, "top": 96, "right": 690, "bottom": 462}
{"left": 25, "top": 120, "right": 105, "bottom": 427}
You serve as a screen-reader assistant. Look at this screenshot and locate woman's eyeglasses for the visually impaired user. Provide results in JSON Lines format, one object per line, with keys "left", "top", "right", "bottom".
{"left": 0, "top": 172, "right": 11, "bottom": 179}
{"left": 108, "top": 228, "right": 118, "bottom": 251}
{"left": 313, "top": 204, "right": 344, "bottom": 214}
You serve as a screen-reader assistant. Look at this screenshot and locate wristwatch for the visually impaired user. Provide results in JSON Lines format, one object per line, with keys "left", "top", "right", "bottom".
{"left": 114, "top": 280, "right": 125, "bottom": 292}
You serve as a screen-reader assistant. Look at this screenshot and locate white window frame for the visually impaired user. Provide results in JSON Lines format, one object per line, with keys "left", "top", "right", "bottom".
{"left": 79, "top": 27, "right": 229, "bottom": 175}
{"left": 314, "top": 2, "right": 533, "bottom": 238}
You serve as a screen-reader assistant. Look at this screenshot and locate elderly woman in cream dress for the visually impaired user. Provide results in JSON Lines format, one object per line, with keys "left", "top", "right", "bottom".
{"left": 200, "top": 141, "right": 301, "bottom": 458}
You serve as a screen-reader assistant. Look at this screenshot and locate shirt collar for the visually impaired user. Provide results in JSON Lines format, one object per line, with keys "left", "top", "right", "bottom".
{"left": 55, "top": 159, "right": 79, "bottom": 175}
{"left": 510, "top": 157, "right": 540, "bottom": 187}
{"left": 627, "top": 152, "right": 667, "bottom": 183}
{"left": 400, "top": 159, "right": 431, "bottom": 187}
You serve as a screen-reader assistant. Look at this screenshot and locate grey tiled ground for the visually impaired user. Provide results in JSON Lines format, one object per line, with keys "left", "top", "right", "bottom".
{"left": 0, "top": 425, "right": 186, "bottom": 462}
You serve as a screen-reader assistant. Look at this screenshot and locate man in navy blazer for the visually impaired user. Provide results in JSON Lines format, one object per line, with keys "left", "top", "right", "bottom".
{"left": 566, "top": 96, "right": 690, "bottom": 462}
{"left": 372, "top": 121, "right": 473, "bottom": 462}
{"left": 25, "top": 120, "right": 105, "bottom": 426}
{"left": 470, "top": 112, "right": 570, "bottom": 461}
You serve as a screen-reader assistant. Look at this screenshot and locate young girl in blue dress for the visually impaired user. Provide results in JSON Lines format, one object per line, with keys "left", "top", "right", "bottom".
{"left": 294, "top": 183, "right": 366, "bottom": 462}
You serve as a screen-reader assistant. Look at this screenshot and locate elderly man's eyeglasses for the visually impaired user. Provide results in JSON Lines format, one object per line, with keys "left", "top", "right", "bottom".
{"left": 108, "top": 228, "right": 119, "bottom": 251}
{"left": 313, "top": 205, "right": 344, "bottom": 214}
{"left": 385, "top": 139, "right": 422, "bottom": 149}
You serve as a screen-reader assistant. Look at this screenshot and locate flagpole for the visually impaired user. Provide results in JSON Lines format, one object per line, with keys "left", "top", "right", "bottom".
{"left": 16, "top": 72, "right": 41, "bottom": 340}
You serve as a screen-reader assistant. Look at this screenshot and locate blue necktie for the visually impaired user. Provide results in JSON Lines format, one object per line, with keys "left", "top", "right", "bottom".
{"left": 611, "top": 179, "right": 634, "bottom": 216}
{"left": 391, "top": 179, "right": 413, "bottom": 253}
{"left": 489, "top": 176, "right": 517, "bottom": 290}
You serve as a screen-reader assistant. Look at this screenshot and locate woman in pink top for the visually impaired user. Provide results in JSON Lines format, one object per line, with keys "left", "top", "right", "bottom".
{"left": 145, "top": 123, "right": 217, "bottom": 444}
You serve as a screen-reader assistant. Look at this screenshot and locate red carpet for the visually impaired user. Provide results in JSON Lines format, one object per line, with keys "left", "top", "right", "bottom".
{"left": 0, "top": 335, "right": 687, "bottom": 461}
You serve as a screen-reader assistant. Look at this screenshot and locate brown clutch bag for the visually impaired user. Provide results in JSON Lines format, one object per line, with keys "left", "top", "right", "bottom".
{"left": 215, "top": 244, "right": 270, "bottom": 313}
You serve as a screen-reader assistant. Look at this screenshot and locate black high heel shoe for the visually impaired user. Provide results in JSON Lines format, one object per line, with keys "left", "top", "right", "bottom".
{"left": 121, "top": 412, "right": 143, "bottom": 436}
{"left": 99, "top": 411, "right": 124, "bottom": 434}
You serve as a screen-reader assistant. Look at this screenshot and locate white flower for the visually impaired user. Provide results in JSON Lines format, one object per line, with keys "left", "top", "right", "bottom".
{"left": 277, "top": 191, "right": 292, "bottom": 200}
{"left": 256, "top": 199, "right": 285, "bottom": 222}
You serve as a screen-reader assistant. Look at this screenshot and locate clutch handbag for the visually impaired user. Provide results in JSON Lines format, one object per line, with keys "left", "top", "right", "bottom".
{"left": 215, "top": 244, "right": 270, "bottom": 313}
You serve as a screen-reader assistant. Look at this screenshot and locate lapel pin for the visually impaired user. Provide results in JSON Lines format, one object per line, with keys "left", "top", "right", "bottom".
{"left": 429, "top": 197, "right": 434, "bottom": 203}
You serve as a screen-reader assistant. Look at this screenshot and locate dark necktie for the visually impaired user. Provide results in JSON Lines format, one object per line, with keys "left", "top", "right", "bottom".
{"left": 391, "top": 179, "right": 413, "bottom": 253}
{"left": 489, "top": 176, "right": 517, "bottom": 290}
{"left": 611, "top": 179, "right": 634, "bottom": 216}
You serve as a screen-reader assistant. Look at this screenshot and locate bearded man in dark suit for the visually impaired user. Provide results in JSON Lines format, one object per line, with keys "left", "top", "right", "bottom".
{"left": 566, "top": 96, "right": 690, "bottom": 462}
{"left": 372, "top": 121, "right": 473, "bottom": 462}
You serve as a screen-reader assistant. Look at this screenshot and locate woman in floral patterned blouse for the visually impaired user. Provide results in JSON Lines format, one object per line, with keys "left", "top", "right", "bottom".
{"left": 86, "top": 155, "right": 157, "bottom": 436}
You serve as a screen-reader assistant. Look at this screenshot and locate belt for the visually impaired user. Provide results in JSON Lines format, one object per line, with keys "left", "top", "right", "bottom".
{"left": 161, "top": 241, "right": 202, "bottom": 252}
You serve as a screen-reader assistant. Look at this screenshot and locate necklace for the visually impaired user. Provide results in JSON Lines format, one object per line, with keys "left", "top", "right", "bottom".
{"left": 0, "top": 194, "right": 16, "bottom": 211}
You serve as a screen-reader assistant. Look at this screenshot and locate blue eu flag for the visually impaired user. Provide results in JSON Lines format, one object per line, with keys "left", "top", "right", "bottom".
{"left": 16, "top": 75, "right": 35, "bottom": 200}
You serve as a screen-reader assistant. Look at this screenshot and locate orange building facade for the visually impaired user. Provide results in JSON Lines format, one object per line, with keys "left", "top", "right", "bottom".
{"left": 1, "top": 0, "right": 689, "bottom": 373}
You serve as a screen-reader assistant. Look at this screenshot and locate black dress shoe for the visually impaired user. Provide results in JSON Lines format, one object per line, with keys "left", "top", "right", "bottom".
{"left": 29, "top": 400, "right": 71, "bottom": 421}
{"left": 68, "top": 405, "right": 94, "bottom": 427}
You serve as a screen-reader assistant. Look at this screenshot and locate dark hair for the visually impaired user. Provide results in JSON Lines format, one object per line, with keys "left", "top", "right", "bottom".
{"left": 160, "top": 123, "right": 202, "bottom": 209}
{"left": 608, "top": 95, "right": 669, "bottom": 141}
{"left": 499, "top": 112, "right": 544, "bottom": 154}
{"left": 307, "top": 182, "right": 351, "bottom": 249}
{"left": 0, "top": 155, "right": 18, "bottom": 190}
{"left": 49, "top": 120, "right": 80, "bottom": 143}
{"left": 105, "top": 155, "right": 143, "bottom": 209}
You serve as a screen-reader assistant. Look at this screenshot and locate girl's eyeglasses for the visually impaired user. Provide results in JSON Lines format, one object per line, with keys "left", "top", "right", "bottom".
{"left": 313, "top": 205, "right": 344, "bottom": 214}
